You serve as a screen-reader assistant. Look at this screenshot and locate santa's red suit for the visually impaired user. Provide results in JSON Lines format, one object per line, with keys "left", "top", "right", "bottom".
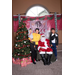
{"left": 38, "top": 38, "right": 53, "bottom": 54}
{"left": 38, "top": 34, "right": 53, "bottom": 65}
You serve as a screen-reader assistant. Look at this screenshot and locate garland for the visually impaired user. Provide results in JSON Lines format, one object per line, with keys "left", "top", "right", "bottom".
{"left": 30, "top": 17, "right": 36, "bottom": 21}
{"left": 14, "top": 44, "right": 30, "bottom": 49}
{"left": 13, "top": 18, "right": 18, "bottom": 21}
{"left": 57, "top": 15, "right": 62, "bottom": 20}
{"left": 39, "top": 17, "right": 45, "bottom": 20}
{"left": 17, "top": 31, "right": 28, "bottom": 34}
{"left": 15, "top": 38, "right": 29, "bottom": 42}
{"left": 16, "top": 53, "right": 31, "bottom": 57}
{"left": 22, "top": 18, "right": 28, "bottom": 21}
{"left": 47, "top": 15, "right": 54, "bottom": 20}
{"left": 13, "top": 15, "right": 62, "bottom": 22}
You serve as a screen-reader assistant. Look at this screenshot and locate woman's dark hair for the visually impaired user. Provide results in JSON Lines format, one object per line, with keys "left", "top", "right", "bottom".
{"left": 35, "top": 28, "right": 39, "bottom": 34}
{"left": 51, "top": 28, "right": 55, "bottom": 31}
{"left": 35, "top": 28, "right": 39, "bottom": 31}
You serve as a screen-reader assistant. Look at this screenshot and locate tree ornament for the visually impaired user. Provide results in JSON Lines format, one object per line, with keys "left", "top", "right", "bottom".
{"left": 22, "top": 30, "right": 23, "bottom": 31}
{"left": 27, "top": 45, "right": 30, "bottom": 47}
{"left": 16, "top": 33, "right": 18, "bottom": 35}
{"left": 21, "top": 43, "right": 23, "bottom": 45}
{"left": 24, "top": 31, "right": 26, "bottom": 34}
{"left": 21, "top": 18, "right": 23, "bottom": 21}
{"left": 18, "top": 53, "right": 20, "bottom": 55}
{"left": 25, "top": 52, "right": 26, "bottom": 55}
{"left": 24, "top": 36, "right": 25, "bottom": 38}
{"left": 16, "top": 37, "right": 18, "bottom": 39}
{"left": 15, "top": 44, "right": 17, "bottom": 47}
{"left": 19, "top": 48, "right": 20, "bottom": 50}
{"left": 24, "top": 41, "right": 26, "bottom": 43}
{"left": 14, "top": 54, "right": 16, "bottom": 56}
{"left": 28, "top": 45, "right": 30, "bottom": 47}
{"left": 19, "top": 27, "right": 21, "bottom": 29}
{"left": 22, "top": 50, "right": 24, "bottom": 52}
{"left": 22, "top": 25, "right": 24, "bottom": 28}
{"left": 24, "top": 33, "right": 26, "bottom": 34}
{"left": 18, "top": 45, "right": 20, "bottom": 47}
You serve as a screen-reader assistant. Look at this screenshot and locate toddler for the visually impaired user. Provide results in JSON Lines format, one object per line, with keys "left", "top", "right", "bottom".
{"left": 28, "top": 28, "right": 35, "bottom": 48}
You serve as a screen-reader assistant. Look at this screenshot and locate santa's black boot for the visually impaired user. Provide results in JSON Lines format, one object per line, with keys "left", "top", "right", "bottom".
{"left": 41, "top": 54, "right": 47, "bottom": 65}
{"left": 47, "top": 54, "right": 52, "bottom": 65}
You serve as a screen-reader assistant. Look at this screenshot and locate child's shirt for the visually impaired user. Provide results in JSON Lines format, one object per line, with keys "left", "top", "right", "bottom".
{"left": 28, "top": 32, "right": 33, "bottom": 39}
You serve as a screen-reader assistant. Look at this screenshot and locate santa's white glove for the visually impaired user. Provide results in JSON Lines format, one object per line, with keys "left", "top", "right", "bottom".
{"left": 38, "top": 46, "right": 41, "bottom": 51}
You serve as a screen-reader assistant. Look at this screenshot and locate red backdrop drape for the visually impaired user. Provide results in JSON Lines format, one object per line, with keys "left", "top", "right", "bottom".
{"left": 57, "top": 15, "right": 62, "bottom": 30}
{"left": 13, "top": 16, "right": 19, "bottom": 32}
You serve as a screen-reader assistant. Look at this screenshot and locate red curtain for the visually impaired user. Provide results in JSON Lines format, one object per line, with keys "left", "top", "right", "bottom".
{"left": 13, "top": 16, "right": 19, "bottom": 32}
{"left": 57, "top": 15, "right": 62, "bottom": 30}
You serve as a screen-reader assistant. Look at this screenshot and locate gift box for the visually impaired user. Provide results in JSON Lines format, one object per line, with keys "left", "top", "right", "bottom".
{"left": 27, "top": 57, "right": 31, "bottom": 62}
{"left": 12, "top": 57, "right": 16, "bottom": 63}
{"left": 27, "top": 57, "right": 32, "bottom": 65}
{"left": 21, "top": 57, "right": 32, "bottom": 67}
{"left": 12, "top": 57, "right": 32, "bottom": 67}
{"left": 15, "top": 58, "right": 21, "bottom": 65}
{"left": 12, "top": 57, "right": 21, "bottom": 65}
{"left": 21, "top": 58, "right": 27, "bottom": 67}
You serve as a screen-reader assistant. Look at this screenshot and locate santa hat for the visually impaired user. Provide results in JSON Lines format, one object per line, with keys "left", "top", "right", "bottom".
{"left": 40, "top": 34, "right": 45, "bottom": 37}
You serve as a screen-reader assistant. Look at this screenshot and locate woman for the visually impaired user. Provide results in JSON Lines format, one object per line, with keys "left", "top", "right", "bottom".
{"left": 29, "top": 28, "right": 41, "bottom": 64}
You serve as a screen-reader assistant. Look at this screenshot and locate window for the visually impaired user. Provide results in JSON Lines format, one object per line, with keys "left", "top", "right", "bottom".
{"left": 26, "top": 5, "right": 49, "bottom": 17}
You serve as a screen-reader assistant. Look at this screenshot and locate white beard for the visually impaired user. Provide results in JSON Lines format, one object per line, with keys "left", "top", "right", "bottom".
{"left": 41, "top": 37, "right": 45, "bottom": 42}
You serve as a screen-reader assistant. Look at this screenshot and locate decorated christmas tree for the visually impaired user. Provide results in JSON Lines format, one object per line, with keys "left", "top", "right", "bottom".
{"left": 12, "top": 20, "right": 31, "bottom": 59}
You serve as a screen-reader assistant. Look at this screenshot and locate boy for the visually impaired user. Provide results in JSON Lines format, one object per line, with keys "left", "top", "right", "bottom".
{"left": 50, "top": 28, "right": 58, "bottom": 61}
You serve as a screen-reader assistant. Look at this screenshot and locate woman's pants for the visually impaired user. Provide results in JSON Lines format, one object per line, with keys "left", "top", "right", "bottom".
{"left": 30, "top": 43, "right": 37, "bottom": 62}
{"left": 35, "top": 45, "right": 41, "bottom": 60}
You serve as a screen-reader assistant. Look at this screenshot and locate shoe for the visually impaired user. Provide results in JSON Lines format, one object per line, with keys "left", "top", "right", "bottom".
{"left": 43, "top": 58, "right": 47, "bottom": 65}
{"left": 38, "top": 59, "right": 40, "bottom": 61}
{"left": 33, "top": 62, "right": 36, "bottom": 64}
{"left": 35, "top": 59, "right": 38, "bottom": 62}
{"left": 47, "top": 54, "right": 52, "bottom": 65}
{"left": 35, "top": 60, "right": 36, "bottom": 62}
{"left": 56, "top": 59, "right": 58, "bottom": 61}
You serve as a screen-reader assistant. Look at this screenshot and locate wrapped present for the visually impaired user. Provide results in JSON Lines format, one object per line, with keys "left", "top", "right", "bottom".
{"left": 12, "top": 58, "right": 21, "bottom": 65}
{"left": 27, "top": 57, "right": 31, "bottom": 62}
{"left": 15, "top": 58, "right": 21, "bottom": 65}
{"left": 12, "top": 57, "right": 32, "bottom": 67}
{"left": 12, "top": 57, "right": 16, "bottom": 63}
{"left": 27, "top": 57, "right": 32, "bottom": 65}
{"left": 21, "top": 58, "right": 27, "bottom": 67}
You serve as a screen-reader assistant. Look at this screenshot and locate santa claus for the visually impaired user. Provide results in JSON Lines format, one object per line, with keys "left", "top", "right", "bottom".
{"left": 38, "top": 34, "right": 53, "bottom": 65}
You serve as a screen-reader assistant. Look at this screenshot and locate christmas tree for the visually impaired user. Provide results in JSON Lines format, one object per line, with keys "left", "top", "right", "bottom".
{"left": 12, "top": 20, "right": 31, "bottom": 59}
